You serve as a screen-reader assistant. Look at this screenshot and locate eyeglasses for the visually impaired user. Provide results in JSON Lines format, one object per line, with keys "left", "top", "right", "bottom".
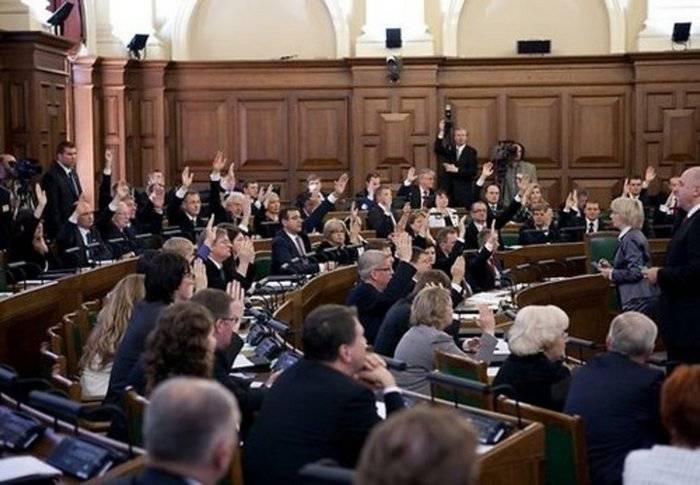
{"left": 220, "top": 317, "right": 240, "bottom": 325}
{"left": 374, "top": 266, "right": 393, "bottom": 272}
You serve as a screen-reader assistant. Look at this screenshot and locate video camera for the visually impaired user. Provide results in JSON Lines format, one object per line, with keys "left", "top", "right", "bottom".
{"left": 491, "top": 140, "right": 519, "bottom": 183}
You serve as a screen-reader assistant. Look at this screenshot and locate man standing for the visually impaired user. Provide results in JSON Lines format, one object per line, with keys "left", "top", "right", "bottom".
{"left": 42, "top": 141, "right": 82, "bottom": 239}
{"left": 646, "top": 166, "right": 700, "bottom": 364}
{"left": 434, "top": 120, "right": 478, "bottom": 209}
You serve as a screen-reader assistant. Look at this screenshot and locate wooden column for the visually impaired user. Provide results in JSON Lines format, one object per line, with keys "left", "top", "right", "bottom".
{"left": 72, "top": 56, "right": 100, "bottom": 205}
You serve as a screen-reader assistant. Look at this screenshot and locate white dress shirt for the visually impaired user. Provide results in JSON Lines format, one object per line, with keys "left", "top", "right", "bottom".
{"left": 624, "top": 445, "right": 700, "bottom": 485}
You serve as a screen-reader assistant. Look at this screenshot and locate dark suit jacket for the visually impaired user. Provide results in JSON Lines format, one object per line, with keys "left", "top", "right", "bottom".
{"left": 56, "top": 221, "right": 113, "bottom": 268}
{"left": 366, "top": 205, "right": 395, "bottom": 239}
{"left": 466, "top": 245, "right": 503, "bottom": 293}
{"left": 434, "top": 137, "right": 478, "bottom": 208}
{"left": 101, "top": 223, "right": 142, "bottom": 259}
{"left": 253, "top": 214, "right": 281, "bottom": 239}
{"left": 354, "top": 189, "right": 376, "bottom": 211}
{"left": 106, "top": 466, "right": 190, "bottom": 485}
{"left": 493, "top": 352, "right": 571, "bottom": 411}
{"left": 434, "top": 241, "right": 466, "bottom": 276}
{"left": 104, "top": 300, "right": 168, "bottom": 406}
{"left": 518, "top": 221, "right": 560, "bottom": 246}
{"left": 301, "top": 199, "right": 336, "bottom": 234}
{"left": 135, "top": 199, "right": 164, "bottom": 235}
{"left": 396, "top": 184, "right": 435, "bottom": 209}
{"left": 270, "top": 230, "right": 318, "bottom": 275}
{"left": 345, "top": 261, "right": 416, "bottom": 343}
{"left": 558, "top": 211, "right": 605, "bottom": 242}
{"left": 564, "top": 352, "right": 665, "bottom": 485}
{"left": 41, "top": 162, "right": 82, "bottom": 238}
{"left": 243, "top": 359, "right": 404, "bottom": 485}
{"left": 166, "top": 192, "right": 208, "bottom": 242}
{"left": 204, "top": 257, "right": 233, "bottom": 290}
{"left": 657, "top": 209, "right": 700, "bottom": 352}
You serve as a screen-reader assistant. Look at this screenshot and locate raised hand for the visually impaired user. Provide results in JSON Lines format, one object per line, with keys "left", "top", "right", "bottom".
{"left": 644, "top": 166, "right": 657, "bottom": 184}
{"left": 443, "top": 163, "right": 458, "bottom": 173}
{"left": 334, "top": 173, "right": 349, "bottom": 196}
{"left": 622, "top": 178, "right": 630, "bottom": 197}
{"left": 486, "top": 219, "right": 499, "bottom": 250}
{"left": 104, "top": 149, "right": 113, "bottom": 174}
{"left": 565, "top": 191, "right": 576, "bottom": 210}
{"left": 544, "top": 208, "right": 554, "bottom": 227}
{"left": 394, "top": 231, "right": 412, "bottom": 262}
{"left": 192, "top": 258, "right": 207, "bottom": 292}
{"left": 115, "top": 181, "right": 130, "bottom": 199}
{"left": 226, "top": 280, "right": 245, "bottom": 305}
{"left": 34, "top": 184, "right": 47, "bottom": 208}
{"left": 406, "top": 167, "right": 417, "bottom": 183}
{"left": 182, "top": 166, "right": 194, "bottom": 189}
{"left": 203, "top": 216, "right": 216, "bottom": 247}
{"left": 212, "top": 150, "right": 226, "bottom": 172}
{"left": 481, "top": 161, "right": 494, "bottom": 179}
{"left": 150, "top": 184, "right": 165, "bottom": 210}
{"left": 238, "top": 238, "right": 255, "bottom": 265}
{"left": 458, "top": 215, "right": 468, "bottom": 239}
{"left": 450, "top": 255, "right": 465, "bottom": 284}
{"left": 438, "top": 119, "right": 446, "bottom": 134}
{"left": 476, "top": 303, "right": 496, "bottom": 335}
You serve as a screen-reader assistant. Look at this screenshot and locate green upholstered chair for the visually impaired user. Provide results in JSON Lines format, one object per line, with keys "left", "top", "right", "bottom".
{"left": 433, "top": 349, "right": 492, "bottom": 410}
{"left": 585, "top": 231, "right": 621, "bottom": 310}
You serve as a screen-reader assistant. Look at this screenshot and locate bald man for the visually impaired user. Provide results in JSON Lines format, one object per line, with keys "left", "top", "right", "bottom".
{"left": 646, "top": 166, "right": 700, "bottom": 364}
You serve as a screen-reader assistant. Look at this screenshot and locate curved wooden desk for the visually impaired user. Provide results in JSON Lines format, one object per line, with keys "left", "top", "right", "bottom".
{"left": 0, "top": 260, "right": 137, "bottom": 376}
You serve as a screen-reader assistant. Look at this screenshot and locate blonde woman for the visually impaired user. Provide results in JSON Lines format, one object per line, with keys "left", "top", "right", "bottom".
{"left": 80, "top": 274, "right": 145, "bottom": 399}
{"left": 599, "top": 197, "right": 659, "bottom": 317}
{"left": 493, "top": 305, "right": 570, "bottom": 411}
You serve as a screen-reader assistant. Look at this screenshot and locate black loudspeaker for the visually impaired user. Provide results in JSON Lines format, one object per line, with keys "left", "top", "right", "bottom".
{"left": 386, "top": 28, "right": 402, "bottom": 49}
{"left": 517, "top": 40, "right": 551, "bottom": 55}
{"left": 127, "top": 34, "right": 149, "bottom": 52}
{"left": 673, "top": 22, "right": 691, "bottom": 43}
{"left": 47, "top": 1, "right": 74, "bottom": 27}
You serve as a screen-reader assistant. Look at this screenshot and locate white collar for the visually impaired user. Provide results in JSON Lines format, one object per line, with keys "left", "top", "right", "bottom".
{"left": 378, "top": 203, "right": 393, "bottom": 216}
{"left": 56, "top": 161, "right": 72, "bottom": 175}
{"left": 78, "top": 226, "right": 91, "bottom": 237}
{"left": 207, "top": 256, "right": 223, "bottom": 270}
{"left": 618, "top": 226, "right": 632, "bottom": 239}
{"left": 284, "top": 229, "right": 300, "bottom": 240}
{"left": 687, "top": 203, "right": 700, "bottom": 219}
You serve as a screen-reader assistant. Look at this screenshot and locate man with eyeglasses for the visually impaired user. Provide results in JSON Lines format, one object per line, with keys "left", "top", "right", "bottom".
{"left": 191, "top": 284, "right": 271, "bottom": 437}
{"left": 202, "top": 227, "right": 233, "bottom": 290}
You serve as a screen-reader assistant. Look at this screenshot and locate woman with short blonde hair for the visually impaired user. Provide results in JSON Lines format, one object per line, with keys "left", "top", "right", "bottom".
{"left": 493, "top": 305, "right": 571, "bottom": 410}
{"left": 610, "top": 197, "right": 644, "bottom": 229}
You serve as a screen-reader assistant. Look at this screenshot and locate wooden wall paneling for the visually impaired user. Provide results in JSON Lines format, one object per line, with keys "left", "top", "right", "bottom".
{"left": 136, "top": 62, "right": 168, "bottom": 187}
{"left": 98, "top": 59, "right": 129, "bottom": 184}
{"left": 71, "top": 57, "right": 101, "bottom": 205}
{"left": 444, "top": 95, "right": 500, "bottom": 163}
{"left": 568, "top": 178, "right": 620, "bottom": 209}
{"left": 569, "top": 94, "right": 625, "bottom": 168}
{"left": 506, "top": 95, "right": 563, "bottom": 169}
{"left": 8, "top": 80, "right": 29, "bottom": 156}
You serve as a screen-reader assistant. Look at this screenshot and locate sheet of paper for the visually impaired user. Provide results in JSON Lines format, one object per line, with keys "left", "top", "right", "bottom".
{"left": 231, "top": 354, "right": 255, "bottom": 369}
{"left": 494, "top": 338, "right": 510, "bottom": 355}
{"left": 0, "top": 456, "right": 62, "bottom": 481}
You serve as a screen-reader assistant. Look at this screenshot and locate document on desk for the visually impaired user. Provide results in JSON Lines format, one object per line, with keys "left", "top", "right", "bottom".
{"left": 0, "top": 455, "right": 62, "bottom": 481}
{"left": 231, "top": 354, "right": 255, "bottom": 369}
{"left": 494, "top": 338, "right": 510, "bottom": 355}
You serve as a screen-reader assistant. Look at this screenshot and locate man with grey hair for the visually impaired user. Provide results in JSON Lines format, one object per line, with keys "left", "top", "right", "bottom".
{"left": 397, "top": 166, "right": 436, "bottom": 208}
{"left": 108, "top": 377, "right": 240, "bottom": 485}
{"left": 346, "top": 232, "right": 416, "bottom": 344}
{"left": 564, "top": 312, "right": 665, "bottom": 485}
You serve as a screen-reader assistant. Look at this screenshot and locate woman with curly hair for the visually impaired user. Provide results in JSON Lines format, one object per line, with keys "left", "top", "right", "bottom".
{"left": 138, "top": 301, "right": 216, "bottom": 395}
{"left": 79, "top": 274, "right": 145, "bottom": 399}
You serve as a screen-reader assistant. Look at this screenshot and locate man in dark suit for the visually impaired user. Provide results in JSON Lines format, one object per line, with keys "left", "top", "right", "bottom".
{"left": 346, "top": 233, "right": 416, "bottom": 343}
{"left": 464, "top": 197, "right": 522, "bottom": 250}
{"left": 166, "top": 167, "right": 209, "bottom": 242}
{"left": 104, "top": 252, "right": 193, "bottom": 407}
{"left": 434, "top": 227, "right": 465, "bottom": 276}
{"left": 467, "top": 225, "right": 506, "bottom": 293}
{"left": 652, "top": 175, "right": 682, "bottom": 238}
{"left": 366, "top": 185, "right": 397, "bottom": 238}
{"left": 355, "top": 172, "right": 381, "bottom": 210}
{"left": 483, "top": 183, "right": 504, "bottom": 219}
{"left": 270, "top": 174, "right": 347, "bottom": 275}
{"left": 100, "top": 201, "right": 144, "bottom": 259}
{"left": 243, "top": 304, "right": 404, "bottom": 485}
{"left": 56, "top": 200, "right": 113, "bottom": 268}
{"left": 434, "top": 119, "right": 478, "bottom": 209}
{"left": 558, "top": 197, "right": 605, "bottom": 242}
{"left": 519, "top": 203, "right": 560, "bottom": 245}
{"left": 203, "top": 227, "right": 234, "bottom": 290}
{"left": 108, "top": 377, "right": 239, "bottom": 485}
{"left": 397, "top": 167, "right": 436, "bottom": 209}
{"left": 565, "top": 312, "right": 665, "bottom": 485}
{"left": 41, "top": 141, "right": 83, "bottom": 239}
{"left": 646, "top": 166, "right": 700, "bottom": 364}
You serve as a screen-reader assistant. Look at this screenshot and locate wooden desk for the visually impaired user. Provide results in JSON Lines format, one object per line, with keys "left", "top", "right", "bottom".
{"left": 499, "top": 242, "right": 585, "bottom": 270}
{"left": 0, "top": 260, "right": 137, "bottom": 376}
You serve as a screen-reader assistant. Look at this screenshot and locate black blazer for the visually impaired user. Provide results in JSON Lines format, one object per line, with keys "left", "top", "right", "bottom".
{"left": 101, "top": 223, "right": 142, "bottom": 259}
{"left": 41, "top": 162, "right": 82, "bottom": 238}
{"left": 396, "top": 184, "right": 435, "bottom": 209}
{"left": 345, "top": 261, "right": 417, "bottom": 344}
{"left": 657, "top": 209, "right": 700, "bottom": 353}
{"left": 434, "top": 240, "right": 466, "bottom": 276}
{"left": 518, "top": 221, "right": 560, "bottom": 246}
{"left": 243, "top": 358, "right": 404, "bottom": 485}
{"left": 366, "top": 205, "right": 395, "bottom": 239}
{"left": 270, "top": 230, "right": 318, "bottom": 275}
{"left": 204, "top": 257, "right": 232, "bottom": 290}
{"left": 105, "top": 467, "right": 190, "bottom": 485}
{"left": 466, "top": 246, "right": 503, "bottom": 293}
{"left": 564, "top": 352, "right": 665, "bottom": 485}
{"left": 254, "top": 213, "right": 281, "bottom": 239}
{"left": 56, "top": 221, "right": 113, "bottom": 268}
{"left": 492, "top": 352, "right": 570, "bottom": 411}
{"left": 434, "top": 137, "right": 478, "bottom": 208}
{"left": 166, "top": 192, "right": 208, "bottom": 242}
{"left": 104, "top": 300, "right": 168, "bottom": 406}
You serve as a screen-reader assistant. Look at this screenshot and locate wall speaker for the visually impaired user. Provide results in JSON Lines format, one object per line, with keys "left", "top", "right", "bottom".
{"left": 673, "top": 22, "right": 691, "bottom": 43}
{"left": 517, "top": 40, "right": 551, "bottom": 55}
{"left": 386, "top": 28, "right": 402, "bottom": 49}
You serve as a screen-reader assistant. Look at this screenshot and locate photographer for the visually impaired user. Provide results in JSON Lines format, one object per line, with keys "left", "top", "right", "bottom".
{"left": 434, "top": 111, "right": 478, "bottom": 209}
{"left": 1, "top": 153, "right": 43, "bottom": 249}
{"left": 500, "top": 142, "right": 538, "bottom": 206}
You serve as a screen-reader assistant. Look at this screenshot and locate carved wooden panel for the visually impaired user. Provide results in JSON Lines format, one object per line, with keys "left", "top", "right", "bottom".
{"left": 570, "top": 178, "right": 620, "bottom": 209}
{"left": 237, "top": 99, "right": 287, "bottom": 171}
{"left": 537, "top": 178, "right": 562, "bottom": 207}
{"left": 450, "top": 97, "right": 499, "bottom": 161}
{"left": 177, "top": 99, "right": 228, "bottom": 171}
{"left": 9, "top": 82, "right": 27, "bottom": 132}
{"left": 645, "top": 92, "right": 675, "bottom": 132}
{"left": 506, "top": 96, "right": 562, "bottom": 167}
{"left": 663, "top": 109, "right": 696, "bottom": 162}
{"left": 297, "top": 98, "right": 348, "bottom": 170}
{"left": 570, "top": 95, "right": 624, "bottom": 168}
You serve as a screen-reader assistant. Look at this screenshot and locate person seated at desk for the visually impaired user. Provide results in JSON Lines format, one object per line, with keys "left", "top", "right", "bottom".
{"left": 427, "top": 189, "right": 460, "bottom": 228}
{"left": 512, "top": 181, "right": 544, "bottom": 224}
{"left": 599, "top": 197, "right": 660, "bottom": 318}
{"left": 464, "top": 197, "right": 522, "bottom": 250}
{"left": 434, "top": 227, "right": 465, "bottom": 277}
{"left": 296, "top": 173, "right": 328, "bottom": 212}
{"left": 518, "top": 203, "right": 560, "bottom": 246}
{"left": 397, "top": 166, "right": 436, "bottom": 209}
{"left": 243, "top": 304, "right": 404, "bottom": 485}
{"left": 346, "top": 233, "right": 416, "bottom": 344}
{"left": 374, "top": 268, "right": 469, "bottom": 358}
{"left": 105, "top": 252, "right": 194, "bottom": 407}
{"left": 367, "top": 185, "right": 403, "bottom": 239}
{"left": 217, "top": 223, "right": 255, "bottom": 290}
{"left": 106, "top": 377, "right": 240, "bottom": 485}
{"left": 355, "top": 171, "right": 381, "bottom": 211}
{"left": 406, "top": 210, "right": 435, "bottom": 249}
{"left": 101, "top": 201, "right": 144, "bottom": 259}
{"left": 56, "top": 199, "right": 113, "bottom": 269}
{"left": 483, "top": 183, "right": 504, "bottom": 220}
{"left": 565, "top": 312, "right": 665, "bottom": 485}
{"left": 315, "top": 217, "right": 364, "bottom": 266}
{"left": 493, "top": 305, "right": 571, "bottom": 411}
{"left": 79, "top": 274, "right": 145, "bottom": 399}
{"left": 166, "top": 167, "right": 209, "bottom": 243}
{"left": 466, "top": 225, "right": 504, "bottom": 293}
{"left": 356, "top": 406, "right": 479, "bottom": 485}
{"left": 624, "top": 365, "right": 700, "bottom": 485}
{"left": 394, "top": 286, "right": 497, "bottom": 395}
{"left": 271, "top": 174, "right": 348, "bottom": 275}
{"left": 253, "top": 190, "right": 281, "bottom": 238}
{"left": 201, "top": 226, "right": 235, "bottom": 291}
{"left": 559, "top": 194, "right": 605, "bottom": 241}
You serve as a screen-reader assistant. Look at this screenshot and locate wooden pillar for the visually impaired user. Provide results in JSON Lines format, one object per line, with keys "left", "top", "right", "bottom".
{"left": 72, "top": 56, "right": 101, "bottom": 205}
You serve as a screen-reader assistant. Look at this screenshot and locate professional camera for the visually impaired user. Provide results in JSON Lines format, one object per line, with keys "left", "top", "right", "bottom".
{"left": 491, "top": 140, "right": 518, "bottom": 183}
{"left": 6, "top": 157, "right": 42, "bottom": 210}
{"left": 386, "top": 55, "right": 402, "bottom": 83}
{"left": 444, "top": 103, "right": 453, "bottom": 132}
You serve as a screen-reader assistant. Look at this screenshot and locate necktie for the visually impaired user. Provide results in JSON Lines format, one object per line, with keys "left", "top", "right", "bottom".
{"left": 421, "top": 190, "right": 428, "bottom": 208}
{"left": 68, "top": 170, "right": 79, "bottom": 197}
{"left": 294, "top": 236, "right": 306, "bottom": 256}
{"left": 588, "top": 222, "right": 594, "bottom": 234}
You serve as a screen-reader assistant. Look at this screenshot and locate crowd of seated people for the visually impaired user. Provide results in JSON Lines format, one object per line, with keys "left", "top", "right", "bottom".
{"left": 2, "top": 138, "right": 698, "bottom": 485}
